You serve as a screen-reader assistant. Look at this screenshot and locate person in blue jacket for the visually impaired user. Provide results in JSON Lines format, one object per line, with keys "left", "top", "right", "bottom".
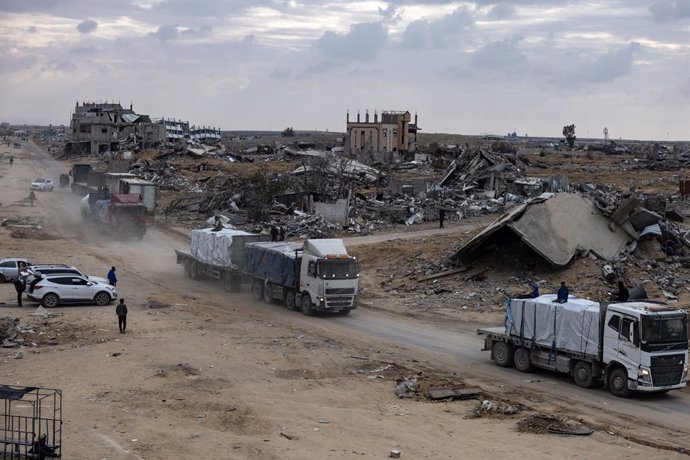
{"left": 107, "top": 266, "right": 117, "bottom": 287}
{"left": 556, "top": 281, "right": 569, "bottom": 303}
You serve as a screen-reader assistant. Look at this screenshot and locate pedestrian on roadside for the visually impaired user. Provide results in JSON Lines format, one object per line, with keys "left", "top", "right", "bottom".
{"left": 107, "top": 266, "right": 117, "bottom": 287}
{"left": 270, "top": 225, "right": 278, "bottom": 242}
{"left": 9, "top": 156, "right": 13, "bottom": 166}
{"left": 29, "top": 190, "right": 36, "bottom": 207}
{"left": 439, "top": 209, "right": 446, "bottom": 229}
{"left": 116, "top": 298, "right": 128, "bottom": 334}
{"left": 14, "top": 278, "right": 25, "bottom": 307}
{"left": 279, "top": 226, "right": 285, "bottom": 241}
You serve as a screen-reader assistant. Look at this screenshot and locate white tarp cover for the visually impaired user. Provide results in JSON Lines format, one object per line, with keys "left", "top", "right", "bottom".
{"left": 506, "top": 294, "right": 600, "bottom": 356}
{"left": 190, "top": 228, "right": 251, "bottom": 266}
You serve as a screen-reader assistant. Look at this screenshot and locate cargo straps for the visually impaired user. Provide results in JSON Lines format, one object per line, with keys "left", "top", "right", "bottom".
{"left": 531, "top": 303, "right": 537, "bottom": 352}
{"left": 549, "top": 306, "right": 557, "bottom": 362}
{"left": 519, "top": 301, "right": 526, "bottom": 350}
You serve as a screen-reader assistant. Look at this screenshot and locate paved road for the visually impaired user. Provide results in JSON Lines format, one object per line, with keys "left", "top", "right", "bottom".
{"left": 26, "top": 140, "right": 690, "bottom": 451}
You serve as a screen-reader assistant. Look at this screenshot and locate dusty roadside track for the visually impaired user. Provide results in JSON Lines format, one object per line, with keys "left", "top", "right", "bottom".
{"left": 2, "top": 139, "right": 689, "bottom": 458}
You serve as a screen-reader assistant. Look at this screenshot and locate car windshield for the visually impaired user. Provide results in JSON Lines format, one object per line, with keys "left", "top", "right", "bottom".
{"left": 641, "top": 316, "right": 688, "bottom": 343}
{"left": 317, "top": 259, "right": 358, "bottom": 279}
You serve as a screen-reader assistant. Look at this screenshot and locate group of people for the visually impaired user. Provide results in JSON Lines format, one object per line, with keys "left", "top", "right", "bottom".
{"left": 270, "top": 225, "right": 286, "bottom": 242}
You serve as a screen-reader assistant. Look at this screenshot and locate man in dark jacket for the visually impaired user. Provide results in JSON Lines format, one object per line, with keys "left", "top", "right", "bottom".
{"left": 14, "top": 278, "right": 25, "bottom": 306}
{"left": 116, "top": 298, "right": 128, "bottom": 334}
{"left": 107, "top": 266, "right": 117, "bottom": 286}
{"left": 556, "top": 281, "right": 569, "bottom": 303}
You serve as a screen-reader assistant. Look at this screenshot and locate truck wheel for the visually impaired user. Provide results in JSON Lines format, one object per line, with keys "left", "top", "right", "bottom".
{"left": 513, "top": 348, "right": 533, "bottom": 372}
{"left": 251, "top": 281, "right": 264, "bottom": 301}
{"left": 190, "top": 262, "right": 200, "bottom": 279}
{"left": 284, "top": 291, "right": 296, "bottom": 310}
{"left": 94, "top": 292, "right": 111, "bottom": 306}
{"left": 263, "top": 284, "right": 273, "bottom": 304}
{"left": 573, "top": 361, "right": 595, "bottom": 388}
{"left": 301, "top": 294, "right": 315, "bottom": 316}
{"left": 42, "top": 293, "right": 60, "bottom": 308}
{"left": 492, "top": 342, "right": 514, "bottom": 368}
{"left": 608, "top": 368, "right": 632, "bottom": 398}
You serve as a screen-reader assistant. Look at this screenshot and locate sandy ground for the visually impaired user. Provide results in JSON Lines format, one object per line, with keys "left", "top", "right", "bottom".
{"left": 0, "top": 140, "right": 688, "bottom": 459}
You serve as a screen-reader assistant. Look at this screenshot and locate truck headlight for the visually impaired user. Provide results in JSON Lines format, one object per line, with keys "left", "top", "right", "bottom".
{"left": 683, "top": 365, "right": 688, "bottom": 382}
{"left": 638, "top": 367, "right": 652, "bottom": 384}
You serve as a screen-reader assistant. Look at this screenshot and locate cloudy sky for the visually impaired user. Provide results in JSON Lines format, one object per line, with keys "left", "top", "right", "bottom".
{"left": 0, "top": 0, "right": 688, "bottom": 140}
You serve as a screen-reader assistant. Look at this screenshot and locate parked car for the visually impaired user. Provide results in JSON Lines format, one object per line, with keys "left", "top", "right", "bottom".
{"left": 27, "top": 275, "right": 117, "bottom": 307}
{"left": 27, "top": 264, "right": 109, "bottom": 291}
{"left": 0, "top": 258, "right": 32, "bottom": 282}
{"left": 30, "top": 178, "right": 54, "bottom": 191}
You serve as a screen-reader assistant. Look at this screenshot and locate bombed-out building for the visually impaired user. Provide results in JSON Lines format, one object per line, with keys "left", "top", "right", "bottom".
{"left": 345, "top": 110, "right": 419, "bottom": 160}
{"left": 66, "top": 102, "right": 165, "bottom": 155}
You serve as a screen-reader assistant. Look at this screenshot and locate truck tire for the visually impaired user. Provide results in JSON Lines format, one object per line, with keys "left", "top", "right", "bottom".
{"left": 263, "top": 284, "right": 273, "bottom": 303}
{"left": 301, "top": 294, "right": 315, "bottom": 316}
{"left": 190, "top": 261, "right": 199, "bottom": 279}
{"left": 94, "top": 292, "right": 111, "bottom": 306}
{"left": 251, "top": 281, "right": 264, "bottom": 301}
{"left": 513, "top": 348, "right": 533, "bottom": 372}
{"left": 608, "top": 368, "right": 632, "bottom": 398}
{"left": 284, "top": 291, "right": 296, "bottom": 310}
{"left": 42, "top": 293, "right": 60, "bottom": 308}
{"left": 492, "top": 341, "right": 514, "bottom": 368}
{"left": 573, "top": 361, "right": 595, "bottom": 388}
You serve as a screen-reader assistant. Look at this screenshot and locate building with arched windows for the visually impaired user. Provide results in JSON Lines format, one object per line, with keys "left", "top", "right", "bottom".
{"left": 344, "top": 110, "right": 419, "bottom": 160}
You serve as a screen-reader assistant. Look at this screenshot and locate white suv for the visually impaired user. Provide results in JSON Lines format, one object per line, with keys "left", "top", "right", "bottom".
{"left": 27, "top": 275, "right": 117, "bottom": 307}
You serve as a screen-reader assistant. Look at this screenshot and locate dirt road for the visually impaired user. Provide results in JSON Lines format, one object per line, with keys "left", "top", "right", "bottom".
{"left": 1, "top": 140, "right": 688, "bottom": 459}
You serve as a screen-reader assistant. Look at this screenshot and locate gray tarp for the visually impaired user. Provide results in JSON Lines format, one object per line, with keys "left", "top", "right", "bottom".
{"left": 506, "top": 295, "right": 600, "bottom": 356}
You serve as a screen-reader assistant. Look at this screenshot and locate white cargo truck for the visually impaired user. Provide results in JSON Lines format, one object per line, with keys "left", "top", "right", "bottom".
{"left": 478, "top": 295, "right": 688, "bottom": 397}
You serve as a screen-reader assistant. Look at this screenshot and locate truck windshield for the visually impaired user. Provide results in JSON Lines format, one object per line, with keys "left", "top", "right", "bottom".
{"left": 317, "top": 259, "right": 358, "bottom": 279}
{"left": 641, "top": 316, "right": 688, "bottom": 343}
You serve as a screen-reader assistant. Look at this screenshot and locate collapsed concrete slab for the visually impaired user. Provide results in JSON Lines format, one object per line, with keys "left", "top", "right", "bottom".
{"left": 452, "top": 193, "right": 632, "bottom": 266}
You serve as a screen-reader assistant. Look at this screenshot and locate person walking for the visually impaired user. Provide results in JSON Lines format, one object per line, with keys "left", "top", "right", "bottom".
{"left": 116, "top": 298, "right": 128, "bottom": 334}
{"left": 13, "top": 278, "right": 25, "bottom": 306}
{"left": 439, "top": 209, "right": 446, "bottom": 229}
{"left": 9, "top": 156, "right": 13, "bottom": 166}
{"left": 29, "top": 190, "right": 36, "bottom": 207}
{"left": 107, "top": 266, "right": 117, "bottom": 287}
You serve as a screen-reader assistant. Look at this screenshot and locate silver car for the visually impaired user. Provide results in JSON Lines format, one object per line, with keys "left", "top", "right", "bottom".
{"left": 30, "top": 178, "right": 54, "bottom": 191}
{"left": 27, "top": 275, "right": 117, "bottom": 308}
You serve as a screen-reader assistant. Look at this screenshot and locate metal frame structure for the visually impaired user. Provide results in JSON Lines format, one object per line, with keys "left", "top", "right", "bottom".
{"left": 0, "top": 385, "right": 62, "bottom": 459}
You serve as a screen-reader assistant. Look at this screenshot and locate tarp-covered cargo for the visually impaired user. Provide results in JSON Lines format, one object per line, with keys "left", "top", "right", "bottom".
{"left": 245, "top": 242, "right": 303, "bottom": 287}
{"left": 506, "top": 295, "right": 600, "bottom": 356}
{"left": 191, "top": 228, "right": 252, "bottom": 266}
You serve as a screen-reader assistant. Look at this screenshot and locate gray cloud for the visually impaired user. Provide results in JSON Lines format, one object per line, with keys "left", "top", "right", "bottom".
{"left": 472, "top": 37, "right": 526, "bottom": 69}
{"left": 41, "top": 59, "right": 77, "bottom": 73}
{"left": 573, "top": 42, "right": 642, "bottom": 83}
{"left": 76, "top": 19, "right": 98, "bottom": 34}
{"left": 400, "top": 6, "right": 474, "bottom": 50}
{"left": 27, "top": 26, "right": 38, "bottom": 33}
{"left": 316, "top": 22, "right": 387, "bottom": 61}
{"left": 488, "top": 3, "right": 516, "bottom": 19}
{"left": 150, "top": 25, "right": 179, "bottom": 42}
{"left": 649, "top": 1, "right": 690, "bottom": 22}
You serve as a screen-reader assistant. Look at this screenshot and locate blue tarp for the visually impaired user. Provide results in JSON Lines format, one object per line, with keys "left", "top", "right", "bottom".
{"left": 245, "top": 242, "right": 302, "bottom": 287}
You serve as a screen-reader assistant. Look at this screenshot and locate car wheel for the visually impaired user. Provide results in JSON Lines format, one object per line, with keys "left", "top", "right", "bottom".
{"left": 573, "top": 361, "right": 595, "bottom": 388}
{"left": 608, "top": 368, "right": 632, "bottom": 398}
{"left": 513, "top": 347, "right": 533, "bottom": 372}
{"left": 0, "top": 273, "right": 5, "bottom": 283}
{"left": 42, "top": 293, "right": 60, "bottom": 308}
{"left": 94, "top": 292, "right": 111, "bottom": 306}
{"left": 492, "top": 341, "right": 514, "bottom": 368}
{"left": 301, "top": 294, "right": 315, "bottom": 316}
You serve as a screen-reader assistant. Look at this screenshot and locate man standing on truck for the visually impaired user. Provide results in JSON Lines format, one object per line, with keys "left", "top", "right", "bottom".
{"left": 107, "top": 266, "right": 117, "bottom": 287}
{"left": 116, "top": 298, "right": 128, "bottom": 334}
{"left": 556, "top": 281, "right": 569, "bottom": 303}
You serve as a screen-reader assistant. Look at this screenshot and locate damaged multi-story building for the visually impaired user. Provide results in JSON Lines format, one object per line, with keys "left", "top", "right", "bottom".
{"left": 345, "top": 110, "right": 420, "bottom": 161}
{"left": 66, "top": 102, "right": 166, "bottom": 155}
{"left": 65, "top": 102, "right": 222, "bottom": 155}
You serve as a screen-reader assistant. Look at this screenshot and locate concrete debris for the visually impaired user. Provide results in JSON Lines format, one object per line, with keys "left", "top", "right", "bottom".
{"left": 468, "top": 399, "right": 523, "bottom": 417}
{"left": 516, "top": 413, "right": 594, "bottom": 436}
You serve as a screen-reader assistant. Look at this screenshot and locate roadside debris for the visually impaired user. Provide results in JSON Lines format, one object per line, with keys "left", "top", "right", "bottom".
{"left": 516, "top": 413, "right": 594, "bottom": 436}
{"left": 468, "top": 399, "right": 524, "bottom": 418}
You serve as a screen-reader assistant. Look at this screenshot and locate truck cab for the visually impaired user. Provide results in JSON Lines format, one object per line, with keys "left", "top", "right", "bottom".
{"left": 299, "top": 239, "right": 359, "bottom": 313}
{"left": 602, "top": 302, "right": 688, "bottom": 396}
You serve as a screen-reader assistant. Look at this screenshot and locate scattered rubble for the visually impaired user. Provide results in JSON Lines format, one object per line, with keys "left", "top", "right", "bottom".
{"left": 516, "top": 413, "right": 594, "bottom": 436}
